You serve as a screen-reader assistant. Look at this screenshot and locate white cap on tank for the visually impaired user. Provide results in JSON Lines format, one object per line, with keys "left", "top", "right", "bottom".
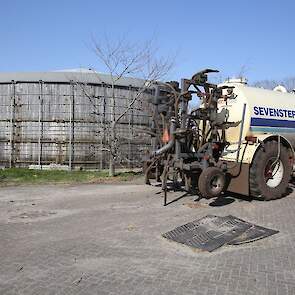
{"left": 273, "top": 85, "right": 287, "bottom": 93}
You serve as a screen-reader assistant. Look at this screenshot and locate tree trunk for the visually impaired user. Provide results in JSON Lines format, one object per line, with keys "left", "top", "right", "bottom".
{"left": 109, "top": 127, "right": 116, "bottom": 176}
{"left": 109, "top": 154, "right": 115, "bottom": 176}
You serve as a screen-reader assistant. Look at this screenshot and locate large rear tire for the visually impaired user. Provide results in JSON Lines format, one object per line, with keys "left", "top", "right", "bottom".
{"left": 198, "top": 167, "right": 226, "bottom": 199}
{"left": 249, "top": 141, "right": 293, "bottom": 200}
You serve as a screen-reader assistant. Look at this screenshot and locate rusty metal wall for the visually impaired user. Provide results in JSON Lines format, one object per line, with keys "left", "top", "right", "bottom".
{"left": 0, "top": 81, "right": 152, "bottom": 169}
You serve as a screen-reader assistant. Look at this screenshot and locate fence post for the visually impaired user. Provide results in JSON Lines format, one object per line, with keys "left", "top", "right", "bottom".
{"left": 38, "top": 80, "right": 44, "bottom": 168}
{"left": 9, "top": 81, "right": 16, "bottom": 168}
{"left": 101, "top": 83, "right": 106, "bottom": 170}
{"left": 69, "top": 81, "right": 75, "bottom": 170}
{"left": 128, "top": 85, "right": 133, "bottom": 169}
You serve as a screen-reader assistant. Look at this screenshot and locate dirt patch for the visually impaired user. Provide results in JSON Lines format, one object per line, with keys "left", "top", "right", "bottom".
{"left": 183, "top": 202, "right": 208, "bottom": 209}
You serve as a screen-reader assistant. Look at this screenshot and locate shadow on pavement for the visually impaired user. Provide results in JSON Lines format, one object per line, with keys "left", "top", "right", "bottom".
{"left": 209, "top": 191, "right": 264, "bottom": 207}
{"left": 209, "top": 185, "right": 294, "bottom": 207}
{"left": 151, "top": 180, "right": 294, "bottom": 207}
{"left": 164, "top": 192, "right": 189, "bottom": 206}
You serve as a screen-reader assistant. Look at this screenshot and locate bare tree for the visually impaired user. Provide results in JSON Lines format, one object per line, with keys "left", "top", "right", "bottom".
{"left": 252, "top": 79, "right": 278, "bottom": 90}
{"left": 253, "top": 77, "right": 295, "bottom": 91}
{"left": 280, "top": 77, "right": 295, "bottom": 91}
{"left": 76, "top": 36, "right": 173, "bottom": 176}
{"left": 236, "top": 64, "right": 250, "bottom": 79}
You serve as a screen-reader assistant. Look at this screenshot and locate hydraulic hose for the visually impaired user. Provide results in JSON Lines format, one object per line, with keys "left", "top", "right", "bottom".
{"left": 152, "top": 118, "right": 177, "bottom": 156}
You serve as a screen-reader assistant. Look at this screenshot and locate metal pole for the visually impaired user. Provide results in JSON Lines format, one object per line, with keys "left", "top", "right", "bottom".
{"left": 102, "top": 83, "right": 106, "bottom": 170}
{"left": 236, "top": 103, "right": 247, "bottom": 163}
{"left": 128, "top": 85, "right": 132, "bottom": 169}
{"left": 69, "top": 84, "right": 72, "bottom": 170}
{"left": 69, "top": 81, "right": 75, "bottom": 170}
{"left": 99, "top": 83, "right": 105, "bottom": 170}
{"left": 38, "top": 80, "right": 43, "bottom": 169}
{"left": 92, "top": 85, "right": 100, "bottom": 171}
{"left": 9, "top": 81, "right": 16, "bottom": 168}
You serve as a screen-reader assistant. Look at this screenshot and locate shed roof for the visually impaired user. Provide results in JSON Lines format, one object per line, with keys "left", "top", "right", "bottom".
{"left": 0, "top": 71, "right": 147, "bottom": 88}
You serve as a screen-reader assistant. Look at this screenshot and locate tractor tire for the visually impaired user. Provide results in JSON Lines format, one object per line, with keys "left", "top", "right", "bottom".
{"left": 198, "top": 167, "right": 226, "bottom": 199}
{"left": 249, "top": 141, "right": 293, "bottom": 200}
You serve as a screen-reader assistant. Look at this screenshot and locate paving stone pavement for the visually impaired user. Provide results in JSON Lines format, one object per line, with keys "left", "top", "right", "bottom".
{"left": 1, "top": 181, "right": 295, "bottom": 295}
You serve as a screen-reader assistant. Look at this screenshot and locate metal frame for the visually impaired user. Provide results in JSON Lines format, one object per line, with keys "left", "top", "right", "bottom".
{"left": 144, "top": 69, "right": 243, "bottom": 204}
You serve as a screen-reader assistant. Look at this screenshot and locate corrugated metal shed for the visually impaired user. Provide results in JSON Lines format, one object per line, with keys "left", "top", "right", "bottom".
{"left": 0, "top": 71, "right": 153, "bottom": 169}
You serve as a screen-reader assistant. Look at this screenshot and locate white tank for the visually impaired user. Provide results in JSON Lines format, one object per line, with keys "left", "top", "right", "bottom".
{"left": 218, "top": 82, "right": 295, "bottom": 163}
{"left": 214, "top": 82, "right": 295, "bottom": 197}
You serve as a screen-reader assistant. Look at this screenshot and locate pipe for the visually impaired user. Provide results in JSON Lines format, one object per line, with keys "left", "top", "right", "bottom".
{"left": 236, "top": 103, "right": 247, "bottom": 163}
{"left": 152, "top": 118, "right": 177, "bottom": 156}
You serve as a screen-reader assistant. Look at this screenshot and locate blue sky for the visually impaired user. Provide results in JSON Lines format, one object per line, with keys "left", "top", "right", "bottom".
{"left": 1, "top": 0, "right": 294, "bottom": 83}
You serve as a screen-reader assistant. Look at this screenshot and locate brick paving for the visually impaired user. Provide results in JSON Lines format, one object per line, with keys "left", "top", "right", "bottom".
{"left": 1, "top": 181, "right": 295, "bottom": 295}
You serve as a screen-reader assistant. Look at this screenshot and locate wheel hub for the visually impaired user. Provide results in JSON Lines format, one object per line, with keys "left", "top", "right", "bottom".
{"left": 264, "top": 159, "right": 284, "bottom": 188}
{"left": 210, "top": 175, "right": 223, "bottom": 193}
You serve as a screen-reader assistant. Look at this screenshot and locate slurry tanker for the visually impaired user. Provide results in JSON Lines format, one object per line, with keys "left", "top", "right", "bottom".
{"left": 144, "top": 69, "right": 295, "bottom": 203}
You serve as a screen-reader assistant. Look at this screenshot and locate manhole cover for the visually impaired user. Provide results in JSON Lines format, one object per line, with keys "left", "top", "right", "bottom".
{"left": 163, "top": 215, "right": 251, "bottom": 252}
{"left": 162, "top": 215, "right": 278, "bottom": 252}
{"left": 228, "top": 223, "right": 279, "bottom": 245}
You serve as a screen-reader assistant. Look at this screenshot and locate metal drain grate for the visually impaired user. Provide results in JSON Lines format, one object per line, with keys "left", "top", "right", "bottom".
{"left": 163, "top": 215, "right": 251, "bottom": 252}
{"left": 228, "top": 224, "right": 279, "bottom": 245}
{"left": 163, "top": 215, "right": 279, "bottom": 252}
